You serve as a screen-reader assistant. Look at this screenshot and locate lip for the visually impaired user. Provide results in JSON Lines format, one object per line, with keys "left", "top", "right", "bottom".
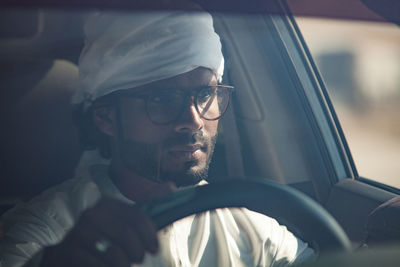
{"left": 168, "top": 144, "right": 204, "bottom": 161}
{"left": 168, "top": 144, "right": 203, "bottom": 152}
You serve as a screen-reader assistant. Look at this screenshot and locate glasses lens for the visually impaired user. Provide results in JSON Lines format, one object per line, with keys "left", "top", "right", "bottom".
{"left": 145, "top": 86, "right": 231, "bottom": 124}
{"left": 146, "top": 92, "right": 184, "bottom": 124}
{"left": 196, "top": 86, "right": 229, "bottom": 120}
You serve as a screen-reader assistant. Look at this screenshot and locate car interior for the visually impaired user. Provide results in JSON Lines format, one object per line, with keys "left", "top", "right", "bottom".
{"left": 1, "top": 0, "right": 400, "bottom": 265}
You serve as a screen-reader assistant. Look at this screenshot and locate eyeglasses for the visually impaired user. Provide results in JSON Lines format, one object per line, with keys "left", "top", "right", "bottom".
{"left": 115, "top": 84, "right": 234, "bottom": 125}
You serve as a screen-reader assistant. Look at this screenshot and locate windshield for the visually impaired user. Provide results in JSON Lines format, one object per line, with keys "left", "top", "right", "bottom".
{"left": 1, "top": 3, "right": 399, "bottom": 267}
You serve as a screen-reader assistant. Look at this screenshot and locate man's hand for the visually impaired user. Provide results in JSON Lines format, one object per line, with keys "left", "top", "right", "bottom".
{"left": 41, "top": 183, "right": 176, "bottom": 267}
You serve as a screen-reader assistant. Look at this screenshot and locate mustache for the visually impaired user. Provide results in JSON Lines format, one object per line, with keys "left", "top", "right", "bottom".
{"left": 163, "top": 131, "right": 210, "bottom": 149}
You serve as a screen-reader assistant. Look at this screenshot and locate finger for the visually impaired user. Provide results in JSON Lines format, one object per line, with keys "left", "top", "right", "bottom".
{"left": 122, "top": 228, "right": 146, "bottom": 261}
{"left": 42, "top": 243, "right": 108, "bottom": 267}
{"left": 80, "top": 199, "right": 158, "bottom": 256}
{"left": 124, "top": 204, "right": 159, "bottom": 253}
{"left": 84, "top": 214, "right": 149, "bottom": 261}
{"left": 88, "top": 198, "right": 160, "bottom": 253}
{"left": 71, "top": 218, "right": 132, "bottom": 266}
{"left": 91, "top": 241, "right": 132, "bottom": 267}
{"left": 71, "top": 245, "right": 110, "bottom": 267}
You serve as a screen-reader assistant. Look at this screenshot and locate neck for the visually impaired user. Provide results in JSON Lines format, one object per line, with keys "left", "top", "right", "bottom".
{"left": 109, "top": 159, "right": 159, "bottom": 202}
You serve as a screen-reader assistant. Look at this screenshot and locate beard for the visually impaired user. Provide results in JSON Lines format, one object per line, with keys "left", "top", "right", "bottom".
{"left": 118, "top": 131, "right": 217, "bottom": 187}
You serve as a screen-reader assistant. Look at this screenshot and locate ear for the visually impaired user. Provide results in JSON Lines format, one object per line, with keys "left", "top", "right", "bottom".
{"left": 92, "top": 106, "right": 116, "bottom": 137}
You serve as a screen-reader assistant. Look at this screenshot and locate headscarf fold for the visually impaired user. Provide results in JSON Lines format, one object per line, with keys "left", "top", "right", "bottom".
{"left": 73, "top": 11, "right": 224, "bottom": 108}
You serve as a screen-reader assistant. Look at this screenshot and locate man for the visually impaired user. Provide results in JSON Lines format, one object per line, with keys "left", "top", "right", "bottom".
{"left": 0, "top": 9, "right": 313, "bottom": 267}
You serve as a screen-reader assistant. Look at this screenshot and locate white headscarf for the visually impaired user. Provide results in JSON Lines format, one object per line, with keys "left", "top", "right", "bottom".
{"left": 73, "top": 11, "right": 224, "bottom": 108}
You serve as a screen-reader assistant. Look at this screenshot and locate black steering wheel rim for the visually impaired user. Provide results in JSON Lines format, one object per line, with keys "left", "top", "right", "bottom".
{"left": 141, "top": 178, "right": 351, "bottom": 253}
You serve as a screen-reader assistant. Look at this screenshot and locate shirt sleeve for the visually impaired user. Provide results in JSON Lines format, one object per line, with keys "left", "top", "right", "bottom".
{"left": 0, "top": 204, "right": 66, "bottom": 267}
{"left": 0, "top": 176, "right": 102, "bottom": 267}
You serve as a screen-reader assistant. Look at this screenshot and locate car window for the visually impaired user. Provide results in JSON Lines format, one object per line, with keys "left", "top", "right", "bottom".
{"left": 0, "top": 6, "right": 342, "bottom": 263}
{"left": 1, "top": 8, "right": 348, "bottom": 200}
{"left": 296, "top": 17, "right": 400, "bottom": 189}
{"left": 2, "top": 3, "right": 400, "bottom": 267}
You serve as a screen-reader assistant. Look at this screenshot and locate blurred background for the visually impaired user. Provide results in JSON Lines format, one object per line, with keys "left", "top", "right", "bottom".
{"left": 296, "top": 17, "right": 400, "bottom": 188}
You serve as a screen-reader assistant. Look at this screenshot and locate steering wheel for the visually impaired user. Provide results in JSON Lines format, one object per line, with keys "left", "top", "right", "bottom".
{"left": 141, "top": 179, "right": 351, "bottom": 253}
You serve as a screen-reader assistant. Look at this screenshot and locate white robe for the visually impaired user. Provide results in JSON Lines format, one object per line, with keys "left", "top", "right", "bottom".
{"left": 0, "top": 164, "right": 313, "bottom": 267}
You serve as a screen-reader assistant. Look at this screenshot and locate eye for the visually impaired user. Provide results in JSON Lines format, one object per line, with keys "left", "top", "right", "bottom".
{"left": 149, "top": 94, "right": 170, "bottom": 103}
{"left": 149, "top": 95, "right": 163, "bottom": 103}
{"left": 198, "top": 87, "right": 216, "bottom": 103}
{"left": 148, "top": 92, "right": 181, "bottom": 105}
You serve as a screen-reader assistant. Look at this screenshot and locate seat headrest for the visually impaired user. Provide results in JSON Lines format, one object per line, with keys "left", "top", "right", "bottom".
{"left": 1, "top": 59, "right": 82, "bottom": 198}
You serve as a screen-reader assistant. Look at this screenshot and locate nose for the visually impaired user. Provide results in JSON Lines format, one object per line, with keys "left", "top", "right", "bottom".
{"left": 173, "top": 99, "right": 204, "bottom": 133}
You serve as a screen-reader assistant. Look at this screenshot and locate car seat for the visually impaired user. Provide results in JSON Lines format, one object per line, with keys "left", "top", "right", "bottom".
{"left": 0, "top": 59, "right": 82, "bottom": 214}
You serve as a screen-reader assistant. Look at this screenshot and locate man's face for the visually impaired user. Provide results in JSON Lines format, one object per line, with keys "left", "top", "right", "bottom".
{"left": 112, "top": 68, "right": 219, "bottom": 187}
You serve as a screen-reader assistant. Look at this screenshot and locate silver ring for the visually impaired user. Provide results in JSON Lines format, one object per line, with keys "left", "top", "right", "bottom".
{"left": 94, "top": 239, "right": 111, "bottom": 253}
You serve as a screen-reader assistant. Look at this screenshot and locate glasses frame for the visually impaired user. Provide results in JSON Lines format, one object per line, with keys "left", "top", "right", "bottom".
{"left": 115, "top": 84, "right": 234, "bottom": 125}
